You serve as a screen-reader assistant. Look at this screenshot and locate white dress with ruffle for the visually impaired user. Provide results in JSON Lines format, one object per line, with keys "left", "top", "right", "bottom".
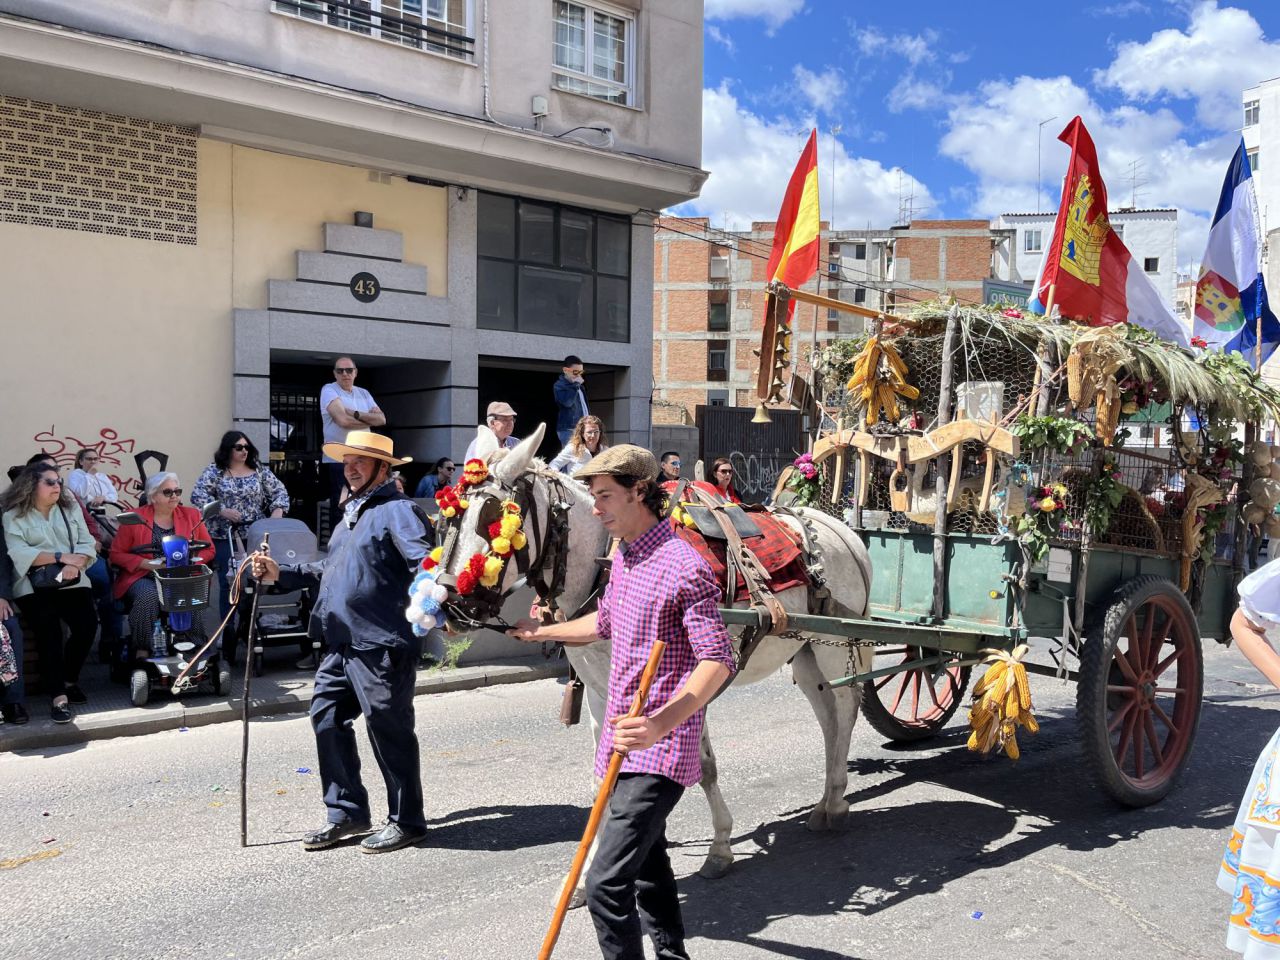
{"left": 1218, "top": 560, "right": 1280, "bottom": 957}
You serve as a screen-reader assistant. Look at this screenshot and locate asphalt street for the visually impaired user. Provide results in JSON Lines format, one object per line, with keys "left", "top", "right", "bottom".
{"left": 1, "top": 642, "right": 1272, "bottom": 960}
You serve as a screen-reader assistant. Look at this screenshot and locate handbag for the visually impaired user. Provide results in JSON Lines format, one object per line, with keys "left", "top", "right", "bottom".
{"left": 28, "top": 508, "right": 78, "bottom": 592}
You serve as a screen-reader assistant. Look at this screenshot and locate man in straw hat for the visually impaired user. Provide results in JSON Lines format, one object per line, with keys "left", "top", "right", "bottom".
{"left": 251, "top": 430, "right": 433, "bottom": 854}
{"left": 509, "top": 444, "right": 735, "bottom": 960}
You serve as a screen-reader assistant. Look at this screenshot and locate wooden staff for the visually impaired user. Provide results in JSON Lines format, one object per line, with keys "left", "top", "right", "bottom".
{"left": 240, "top": 532, "right": 270, "bottom": 849}
{"left": 538, "top": 639, "right": 668, "bottom": 960}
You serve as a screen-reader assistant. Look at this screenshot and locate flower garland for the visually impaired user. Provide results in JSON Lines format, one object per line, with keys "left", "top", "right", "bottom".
{"left": 785, "top": 452, "right": 820, "bottom": 507}
{"left": 405, "top": 457, "right": 528, "bottom": 635}
{"left": 1013, "top": 482, "right": 1071, "bottom": 562}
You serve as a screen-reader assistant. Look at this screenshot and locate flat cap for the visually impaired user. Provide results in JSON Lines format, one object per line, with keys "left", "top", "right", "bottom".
{"left": 573, "top": 444, "right": 659, "bottom": 482}
{"left": 486, "top": 401, "right": 517, "bottom": 417}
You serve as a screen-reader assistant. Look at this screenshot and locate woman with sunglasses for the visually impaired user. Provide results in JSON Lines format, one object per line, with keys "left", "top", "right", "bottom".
{"left": 109, "top": 472, "right": 217, "bottom": 662}
{"left": 191, "top": 431, "right": 290, "bottom": 619}
{"left": 709, "top": 456, "right": 742, "bottom": 503}
{"left": 413, "top": 457, "right": 455, "bottom": 499}
{"left": 2, "top": 463, "right": 98, "bottom": 723}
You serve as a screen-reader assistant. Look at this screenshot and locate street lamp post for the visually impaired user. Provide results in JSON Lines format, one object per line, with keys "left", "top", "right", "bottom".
{"left": 1037, "top": 116, "right": 1057, "bottom": 213}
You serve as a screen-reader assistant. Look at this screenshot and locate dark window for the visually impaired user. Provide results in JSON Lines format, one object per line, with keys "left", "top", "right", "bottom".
{"left": 1144, "top": 257, "right": 1159, "bottom": 273}
{"left": 707, "top": 389, "right": 729, "bottom": 406}
{"left": 854, "top": 287, "right": 867, "bottom": 304}
{"left": 477, "top": 191, "right": 631, "bottom": 341}
{"left": 708, "top": 340, "right": 728, "bottom": 371}
{"left": 854, "top": 242, "right": 867, "bottom": 259}
{"left": 709, "top": 302, "right": 729, "bottom": 330}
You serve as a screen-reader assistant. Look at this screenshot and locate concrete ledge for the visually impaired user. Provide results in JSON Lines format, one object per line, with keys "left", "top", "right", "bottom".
{"left": 0, "top": 658, "right": 566, "bottom": 753}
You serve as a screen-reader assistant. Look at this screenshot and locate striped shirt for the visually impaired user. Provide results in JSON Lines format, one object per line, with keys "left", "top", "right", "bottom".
{"left": 595, "top": 519, "right": 736, "bottom": 787}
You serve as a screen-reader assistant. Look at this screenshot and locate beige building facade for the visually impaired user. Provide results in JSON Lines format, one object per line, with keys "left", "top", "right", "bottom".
{"left": 0, "top": 1, "right": 704, "bottom": 518}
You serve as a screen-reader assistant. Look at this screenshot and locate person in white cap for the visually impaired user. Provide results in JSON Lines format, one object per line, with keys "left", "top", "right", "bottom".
{"left": 252, "top": 430, "right": 432, "bottom": 854}
{"left": 463, "top": 401, "right": 519, "bottom": 463}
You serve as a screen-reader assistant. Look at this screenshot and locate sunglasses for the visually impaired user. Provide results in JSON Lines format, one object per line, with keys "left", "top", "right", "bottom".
{"left": 334, "top": 367, "right": 356, "bottom": 374}
{"left": 232, "top": 443, "right": 249, "bottom": 451}
{"left": 158, "top": 488, "right": 183, "bottom": 498}
{"left": 716, "top": 469, "right": 733, "bottom": 476}
{"left": 82, "top": 456, "right": 99, "bottom": 462}
{"left": 443, "top": 464, "right": 456, "bottom": 471}
{"left": 40, "top": 477, "right": 63, "bottom": 488}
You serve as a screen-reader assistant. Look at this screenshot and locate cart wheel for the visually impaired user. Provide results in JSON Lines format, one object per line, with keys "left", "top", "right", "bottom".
{"left": 1077, "top": 575, "right": 1203, "bottom": 807}
{"left": 861, "top": 647, "right": 971, "bottom": 742}
{"left": 129, "top": 669, "right": 150, "bottom": 708}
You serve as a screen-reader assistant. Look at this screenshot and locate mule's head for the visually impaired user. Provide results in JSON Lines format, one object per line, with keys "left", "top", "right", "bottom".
{"left": 407, "top": 423, "right": 547, "bottom": 633}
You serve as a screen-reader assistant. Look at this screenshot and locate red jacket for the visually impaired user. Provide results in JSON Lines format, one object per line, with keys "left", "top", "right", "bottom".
{"left": 109, "top": 504, "right": 216, "bottom": 600}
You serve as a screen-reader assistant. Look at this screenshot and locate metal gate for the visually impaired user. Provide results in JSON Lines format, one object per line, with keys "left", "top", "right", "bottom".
{"left": 695, "top": 405, "right": 805, "bottom": 502}
{"left": 269, "top": 380, "right": 325, "bottom": 533}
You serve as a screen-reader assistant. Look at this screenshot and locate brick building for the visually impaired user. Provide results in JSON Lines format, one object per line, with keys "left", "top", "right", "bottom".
{"left": 653, "top": 216, "right": 1007, "bottom": 419}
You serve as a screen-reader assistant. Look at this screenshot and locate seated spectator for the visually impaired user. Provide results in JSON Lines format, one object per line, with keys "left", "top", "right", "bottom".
{"left": 550, "top": 416, "right": 608, "bottom": 475}
{"left": 67, "top": 448, "right": 118, "bottom": 508}
{"left": 110, "top": 472, "right": 217, "bottom": 661}
{"left": 191, "top": 431, "right": 289, "bottom": 618}
{"left": 0, "top": 523, "right": 27, "bottom": 724}
{"left": 2, "top": 462, "right": 98, "bottom": 724}
{"left": 464, "top": 402, "right": 519, "bottom": 462}
{"left": 27, "top": 453, "right": 118, "bottom": 663}
{"left": 414, "top": 457, "right": 455, "bottom": 499}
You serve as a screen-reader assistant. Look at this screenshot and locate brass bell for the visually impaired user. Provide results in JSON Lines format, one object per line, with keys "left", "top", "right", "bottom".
{"left": 751, "top": 403, "right": 772, "bottom": 424}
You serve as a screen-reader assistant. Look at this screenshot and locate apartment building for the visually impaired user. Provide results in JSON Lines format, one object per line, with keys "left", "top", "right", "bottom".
{"left": 0, "top": 1, "right": 705, "bottom": 517}
{"left": 992, "top": 209, "right": 1179, "bottom": 308}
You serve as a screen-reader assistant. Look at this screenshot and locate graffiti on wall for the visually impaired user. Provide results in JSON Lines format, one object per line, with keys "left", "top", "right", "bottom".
{"left": 726, "top": 448, "right": 790, "bottom": 501}
{"left": 30, "top": 425, "right": 143, "bottom": 506}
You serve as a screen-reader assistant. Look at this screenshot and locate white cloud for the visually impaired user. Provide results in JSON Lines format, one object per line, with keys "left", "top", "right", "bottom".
{"left": 1095, "top": 2, "right": 1280, "bottom": 129}
{"left": 706, "top": 24, "right": 735, "bottom": 54}
{"left": 673, "top": 83, "right": 934, "bottom": 231}
{"left": 705, "top": 0, "right": 805, "bottom": 30}
{"left": 937, "top": 73, "right": 1236, "bottom": 266}
{"left": 856, "top": 26, "right": 937, "bottom": 66}
{"left": 792, "top": 65, "right": 846, "bottom": 115}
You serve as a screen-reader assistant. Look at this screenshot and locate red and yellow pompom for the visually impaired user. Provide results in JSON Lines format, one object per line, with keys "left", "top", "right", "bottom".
{"left": 461, "top": 459, "right": 489, "bottom": 487}
{"left": 434, "top": 485, "right": 469, "bottom": 519}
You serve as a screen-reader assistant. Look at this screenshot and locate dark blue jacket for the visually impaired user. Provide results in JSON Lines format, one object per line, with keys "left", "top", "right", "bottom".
{"left": 553, "top": 374, "right": 589, "bottom": 436}
{"left": 281, "top": 481, "right": 431, "bottom": 652}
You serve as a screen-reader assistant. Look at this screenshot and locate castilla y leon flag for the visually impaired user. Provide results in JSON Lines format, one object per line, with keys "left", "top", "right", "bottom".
{"left": 1036, "top": 116, "right": 1187, "bottom": 346}
{"left": 766, "top": 129, "right": 821, "bottom": 290}
{"left": 1192, "top": 139, "right": 1280, "bottom": 368}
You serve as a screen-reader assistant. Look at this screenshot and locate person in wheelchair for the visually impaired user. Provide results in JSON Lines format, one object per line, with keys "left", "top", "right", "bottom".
{"left": 110, "top": 473, "right": 216, "bottom": 660}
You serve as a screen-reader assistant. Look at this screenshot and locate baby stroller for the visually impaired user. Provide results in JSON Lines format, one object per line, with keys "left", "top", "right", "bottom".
{"left": 230, "top": 517, "right": 322, "bottom": 676}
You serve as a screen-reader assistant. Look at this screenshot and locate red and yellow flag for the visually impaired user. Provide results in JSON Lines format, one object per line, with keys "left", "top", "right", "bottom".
{"left": 766, "top": 129, "right": 821, "bottom": 290}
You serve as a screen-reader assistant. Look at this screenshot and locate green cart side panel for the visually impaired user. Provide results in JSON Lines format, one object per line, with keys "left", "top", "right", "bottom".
{"left": 864, "top": 531, "right": 1021, "bottom": 636}
{"left": 864, "top": 531, "right": 1237, "bottom": 642}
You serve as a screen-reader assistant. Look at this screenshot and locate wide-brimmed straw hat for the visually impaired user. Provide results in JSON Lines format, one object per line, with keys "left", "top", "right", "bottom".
{"left": 321, "top": 430, "right": 411, "bottom": 465}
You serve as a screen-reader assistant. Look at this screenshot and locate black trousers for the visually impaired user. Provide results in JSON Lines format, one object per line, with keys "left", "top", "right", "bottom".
{"left": 16, "top": 587, "right": 97, "bottom": 695}
{"left": 586, "top": 773, "right": 690, "bottom": 960}
{"left": 310, "top": 643, "right": 425, "bottom": 831}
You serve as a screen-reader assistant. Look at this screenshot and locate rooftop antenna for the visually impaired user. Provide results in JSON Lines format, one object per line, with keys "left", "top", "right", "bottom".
{"left": 1124, "top": 159, "right": 1148, "bottom": 209}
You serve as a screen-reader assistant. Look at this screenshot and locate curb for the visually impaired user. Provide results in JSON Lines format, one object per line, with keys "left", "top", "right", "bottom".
{"left": 0, "top": 659, "right": 567, "bottom": 753}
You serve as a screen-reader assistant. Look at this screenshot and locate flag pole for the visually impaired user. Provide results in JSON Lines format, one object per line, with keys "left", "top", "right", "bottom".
{"left": 1043, "top": 283, "right": 1057, "bottom": 319}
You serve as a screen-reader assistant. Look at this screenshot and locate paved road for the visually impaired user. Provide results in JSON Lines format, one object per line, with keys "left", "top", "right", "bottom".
{"left": 1, "top": 644, "right": 1272, "bottom": 960}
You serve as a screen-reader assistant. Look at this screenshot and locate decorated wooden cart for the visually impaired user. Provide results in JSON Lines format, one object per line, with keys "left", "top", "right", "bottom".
{"left": 750, "top": 287, "right": 1280, "bottom": 808}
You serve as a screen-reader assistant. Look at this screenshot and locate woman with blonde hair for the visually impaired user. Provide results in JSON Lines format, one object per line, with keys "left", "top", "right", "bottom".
{"left": 550, "top": 415, "right": 608, "bottom": 475}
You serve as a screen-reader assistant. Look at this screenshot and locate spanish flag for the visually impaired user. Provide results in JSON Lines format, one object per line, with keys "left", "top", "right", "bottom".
{"left": 766, "top": 129, "right": 820, "bottom": 290}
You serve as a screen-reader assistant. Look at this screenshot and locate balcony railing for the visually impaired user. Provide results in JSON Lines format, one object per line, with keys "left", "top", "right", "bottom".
{"left": 274, "top": 0, "right": 476, "bottom": 61}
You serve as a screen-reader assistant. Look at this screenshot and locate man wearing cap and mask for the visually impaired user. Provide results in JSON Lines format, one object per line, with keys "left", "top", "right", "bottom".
{"left": 509, "top": 445, "right": 735, "bottom": 960}
{"left": 464, "top": 401, "right": 519, "bottom": 463}
{"left": 251, "top": 430, "right": 433, "bottom": 854}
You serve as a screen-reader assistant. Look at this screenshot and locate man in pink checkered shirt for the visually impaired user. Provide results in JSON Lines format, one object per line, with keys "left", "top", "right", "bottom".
{"left": 511, "top": 444, "right": 735, "bottom": 960}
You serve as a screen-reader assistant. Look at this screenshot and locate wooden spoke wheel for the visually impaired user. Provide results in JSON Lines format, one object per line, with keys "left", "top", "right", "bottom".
{"left": 861, "top": 646, "right": 971, "bottom": 742}
{"left": 1077, "top": 576, "right": 1204, "bottom": 807}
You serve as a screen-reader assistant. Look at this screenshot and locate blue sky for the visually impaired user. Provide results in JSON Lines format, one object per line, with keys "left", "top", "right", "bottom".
{"left": 676, "top": 1, "right": 1280, "bottom": 269}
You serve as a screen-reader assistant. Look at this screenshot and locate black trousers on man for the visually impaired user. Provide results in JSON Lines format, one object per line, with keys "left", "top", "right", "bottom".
{"left": 586, "top": 773, "right": 690, "bottom": 960}
{"left": 310, "top": 642, "right": 426, "bottom": 831}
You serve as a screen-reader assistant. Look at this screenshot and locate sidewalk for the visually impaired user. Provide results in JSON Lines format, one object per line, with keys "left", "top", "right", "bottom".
{"left": 0, "top": 644, "right": 567, "bottom": 753}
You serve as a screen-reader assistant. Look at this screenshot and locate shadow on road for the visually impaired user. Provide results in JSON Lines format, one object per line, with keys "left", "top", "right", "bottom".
{"left": 422, "top": 803, "right": 586, "bottom": 850}
{"left": 676, "top": 697, "right": 1269, "bottom": 953}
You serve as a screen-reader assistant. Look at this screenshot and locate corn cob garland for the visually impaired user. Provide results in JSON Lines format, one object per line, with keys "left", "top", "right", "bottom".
{"left": 967, "top": 645, "right": 1038, "bottom": 761}
{"left": 845, "top": 336, "right": 920, "bottom": 427}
